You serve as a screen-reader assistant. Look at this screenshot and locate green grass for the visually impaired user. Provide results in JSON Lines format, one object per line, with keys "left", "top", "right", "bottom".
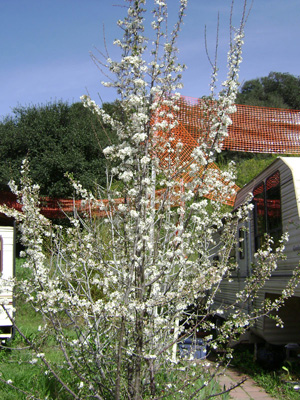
{"left": 0, "top": 347, "right": 73, "bottom": 400}
{"left": 148, "top": 362, "right": 230, "bottom": 400}
{"left": 0, "top": 258, "right": 74, "bottom": 399}
{"left": 231, "top": 344, "right": 300, "bottom": 400}
{"left": 0, "top": 258, "right": 231, "bottom": 399}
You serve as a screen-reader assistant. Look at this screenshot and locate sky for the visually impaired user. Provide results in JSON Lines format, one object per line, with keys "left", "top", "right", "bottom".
{"left": 1, "top": 0, "right": 299, "bottom": 119}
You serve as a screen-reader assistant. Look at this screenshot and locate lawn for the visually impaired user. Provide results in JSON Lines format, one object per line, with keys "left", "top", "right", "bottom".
{"left": 0, "top": 259, "right": 230, "bottom": 400}
{"left": 231, "top": 344, "right": 300, "bottom": 400}
{"left": 1, "top": 260, "right": 299, "bottom": 399}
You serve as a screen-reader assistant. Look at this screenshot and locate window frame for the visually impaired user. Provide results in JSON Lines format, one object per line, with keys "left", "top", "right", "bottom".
{"left": 0, "top": 236, "right": 3, "bottom": 274}
{"left": 253, "top": 171, "right": 282, "bottom": 251}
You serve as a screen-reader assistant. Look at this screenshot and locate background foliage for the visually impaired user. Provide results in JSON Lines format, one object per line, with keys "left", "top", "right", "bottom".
{"left": 0, "top": 101, "right": 118, "bottom": 198}
{"left": 236, "top": 71, "right": 300, "bottom": 109}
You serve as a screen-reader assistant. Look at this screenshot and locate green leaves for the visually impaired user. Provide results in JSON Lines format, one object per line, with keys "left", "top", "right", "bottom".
{"left": 236, "top": 72, "right": 300, "bottom": 110}
{"left": 0, "top": 101, "right": 118, "bottom": 198}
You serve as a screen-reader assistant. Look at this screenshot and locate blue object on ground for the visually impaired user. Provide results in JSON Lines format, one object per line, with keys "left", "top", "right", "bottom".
{"left": 178, "top": 337, "right": 207, "bottom": 359}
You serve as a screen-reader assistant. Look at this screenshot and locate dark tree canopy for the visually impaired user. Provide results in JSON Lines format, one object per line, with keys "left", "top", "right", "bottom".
{"left": 236, "top": 72, "right": 300, "bottom": 110}
{"left": 0, "top": 101, "right": 118, "bottom": 198}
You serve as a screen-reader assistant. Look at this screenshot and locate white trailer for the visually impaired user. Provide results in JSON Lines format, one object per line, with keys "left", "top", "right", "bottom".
{"left": 215, "top": 157, "right": 300, "bottom": 345}
{"left": 0, "top": 215, "right": 15, "bottom": 341}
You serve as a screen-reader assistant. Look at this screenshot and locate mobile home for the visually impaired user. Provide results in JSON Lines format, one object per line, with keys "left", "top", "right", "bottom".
{"left": 0, "top": 215, "right": 15, "bottom": 341}
{"left": 215, "top": 157, "right": 300, "bottom": 345}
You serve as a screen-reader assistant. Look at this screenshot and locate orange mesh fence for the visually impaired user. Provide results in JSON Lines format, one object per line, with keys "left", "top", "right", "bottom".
{"left": 153, "top": 97, "right": 240, "bottom": 205}
{"left": 0, "top": 191, "right": 127, "bottom": 219}
{"left": 176, "top": 96, "right": 300, "bottom": 154}
{"left": 1, "top": 96, "right": 300, "bottom": 217}
{"left": 153, "top": 120, "right": 238, "bottom": 206}
{"left": 228, "top": 104, "right": 300, "bottom": 153}
{"left": 153, "top": 96, "right": 300, "bottom": 205}
{"left": 0, "top": 189, "right": 189, "bottom": 219}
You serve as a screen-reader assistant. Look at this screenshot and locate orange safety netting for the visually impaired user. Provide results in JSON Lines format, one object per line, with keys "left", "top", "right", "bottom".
{"left": 0, "top": 188, "right": 182, "bottom": 219}
{"left": 0, "top": 191, "right": 129, "bottom": 219}
{"left": 177, "top": 96, "right": 300, "bottom": 154}
{"left": 1, "top": 96, "right": 300, "bottom": 218}
{"left": 228, "top": 104, "right": 300, "bottom": 153}
{"left": 153, "top": 104, "right": 240, "bottom": 206}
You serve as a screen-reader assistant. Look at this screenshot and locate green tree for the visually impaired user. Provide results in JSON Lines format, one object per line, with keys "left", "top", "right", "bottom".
{"left": 0, "top": 101, "right": 118, "bottom": 198}
{"left": 236, "top": 71, "right": 300, "bottom": 109}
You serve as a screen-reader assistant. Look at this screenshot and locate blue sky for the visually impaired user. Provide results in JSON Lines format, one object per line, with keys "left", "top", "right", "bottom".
{"left": 1, "top": 0, "right": 299, "bottom": 118}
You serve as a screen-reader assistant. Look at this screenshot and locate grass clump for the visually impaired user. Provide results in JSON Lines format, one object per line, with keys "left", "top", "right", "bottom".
{"left": 231, "top": 344, "right": 300, "bottom": 400}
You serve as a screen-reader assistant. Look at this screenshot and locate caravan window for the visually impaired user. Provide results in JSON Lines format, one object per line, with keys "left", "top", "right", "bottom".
{"left": 253, "top": 182, "right": 266, "bottom": 250}
{"left": 253, "top": 171, "right": 282, "bottom": 251}
{"left": 238, "top": 228, "right": 245, "bottom": 259}
{"left": 0, "top": 236, "right": 3, "bottom": 274}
